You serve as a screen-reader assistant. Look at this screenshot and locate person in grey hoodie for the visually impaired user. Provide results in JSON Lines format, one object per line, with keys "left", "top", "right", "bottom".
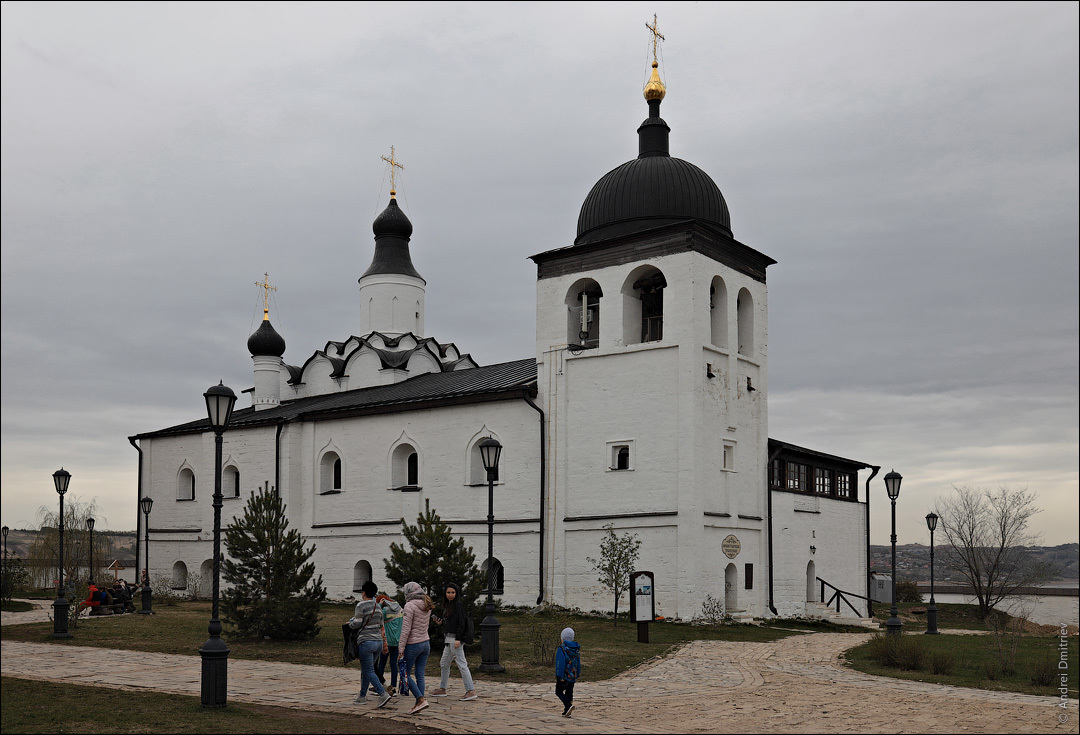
{"left": 349, "top": 580, "right": 392, "bottom": 708}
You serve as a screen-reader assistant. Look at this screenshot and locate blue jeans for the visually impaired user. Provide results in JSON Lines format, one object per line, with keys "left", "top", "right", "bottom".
{"left": 358, "top": 639, "right": 387, "bottom": 697}
{"left": 403, "top": 640, "right": 430, "bottom": 699}
{"left": 377, "top": 646, "right": 399, "bottom": 687}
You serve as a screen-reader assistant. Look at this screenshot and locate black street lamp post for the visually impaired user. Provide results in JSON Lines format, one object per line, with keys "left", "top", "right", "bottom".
{"left": 2, "top": 525, "right": 9, "bottom": 599}
{"left": 925, "top": 511, "right": 939, "bottom": 635}
{"left": 201, "top": 381, "right": 237, "bottom": 708}
{"left": 87, "top": 517, "right": 95, "bottom": 586}
{"left": 884, "top": 470, "right": 903, "bottom": 636}
{"left": 477, "top": 437, "right": 505, "bottom": 673}
{"left": 52, "top": 468, "right": 72, "bottom": 638}
{"left": 139, "top": 496, "right": 154, "bottom": 614}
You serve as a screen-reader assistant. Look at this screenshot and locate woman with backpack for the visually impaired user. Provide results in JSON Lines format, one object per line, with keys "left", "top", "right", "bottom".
{"left": 555, "top": 627, "right": 581, "bottom": 717}
{"left": 430, "top": 582, "right": 477, "bottom": 701}
{"left": 348, "top": 580, "right": 392, "bottom": 708}
{"left": 398, "top": 581, "right": 435, "bottom": 715}
{"left": 375, "top": 592, "right": 403, "bottom": 695}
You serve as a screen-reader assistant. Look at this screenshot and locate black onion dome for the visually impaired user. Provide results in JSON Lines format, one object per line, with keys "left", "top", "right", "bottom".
{"left": 247, "top": 317, "right": 286, "bottom": 357}
{"left": 575, "top": 95, "right": 731, "bottom": 246}
{"left": 372, "top": 197, "right": 413, "bottom": 239}
{"left": 361, "top": 198, "right": 424, "bottom": 282}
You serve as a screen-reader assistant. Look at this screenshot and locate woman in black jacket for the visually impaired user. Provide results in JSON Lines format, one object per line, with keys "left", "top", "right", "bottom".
{"left": 429, "top": 582, "right": 476, "bottom": 700}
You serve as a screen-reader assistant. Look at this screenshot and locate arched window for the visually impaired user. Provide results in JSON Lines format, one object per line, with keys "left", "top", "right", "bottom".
{"left": 623, "top": 267, "right": 666, "bottom": 345}
{"left": 353, "top": 560, "right": 373, "bottom": 593}
{"left": 737, "top": 288, "right": 754, "bottom": 356}
{"left": 171, "top": 561, "right": 188, "bottom": 590}
{"left": 566, "top": 279, "right": 603, "bottom": 349}
{"left": 223, "top": 465, "right": 240, "bottom": 498}
{"left": 724, "top": 563, "right": 738, "bottom": 611}
{"left": 392, "top": 443, "right": 420, "bottom": 490}
{"left": 320, "top": 452, "right": 342, "bottom": 494}
{"left": 177, "top": 468, "right": 195, "bottom": 501}
{"left": 481, "top": 557, "right": 504, "bottom": 595}
{"left": 710, "top": 276, "right": 728, "bottom": 348}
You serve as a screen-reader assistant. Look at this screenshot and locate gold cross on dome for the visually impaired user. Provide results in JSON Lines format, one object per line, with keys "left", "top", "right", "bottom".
{"left": 381, "top": 146, "right": 405, "bottom": 198}
{"left": 255, "top": 272, "right": 277, "bottom": 316}
{"left": 646, "top": 14, "right": 665, "bottom": 64}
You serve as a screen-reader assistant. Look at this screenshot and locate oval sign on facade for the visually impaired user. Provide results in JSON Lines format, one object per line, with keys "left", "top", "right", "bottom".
{"left": 722, "top": 534, "right": 741, "bottom": 559}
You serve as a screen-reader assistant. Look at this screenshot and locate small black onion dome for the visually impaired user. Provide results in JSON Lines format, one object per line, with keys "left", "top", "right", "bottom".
{"left": 574, "top": 94, "right": 731, "bottom": 246}
{"left": 372, "top": 197, "right": 413, "bottom": 239}
{"left": 247, "top": 315, "right": 286, "bottom": 357}
{"left": 361, "top": 198, "right": 424, "bottom": 281}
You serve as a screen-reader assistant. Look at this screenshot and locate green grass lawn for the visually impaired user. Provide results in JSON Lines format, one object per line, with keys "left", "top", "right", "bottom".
{"left": 845, "top": 631, "right": 1079, "bottom": 699}
{"left": 0, "top": 676, "right": 442, "bottom": 734}
{"left": 1, "top": 600, "right": 34, "bottom": 612}
{"left": 0, "top": 600, "right": 802, "bottom": 683}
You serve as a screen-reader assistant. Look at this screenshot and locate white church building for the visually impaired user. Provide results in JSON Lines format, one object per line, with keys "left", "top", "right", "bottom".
{"left": 131, "top": 57, "right": 875, "bottom": 622}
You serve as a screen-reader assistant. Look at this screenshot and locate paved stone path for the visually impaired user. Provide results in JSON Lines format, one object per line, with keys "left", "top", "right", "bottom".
{"left": 2, "top": 602, "right": 1074, "bottom": 734}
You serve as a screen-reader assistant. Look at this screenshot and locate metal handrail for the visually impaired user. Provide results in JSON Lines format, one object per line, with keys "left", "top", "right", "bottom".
{"left": 817, "top": 577, "right": 870, "bottom": 618}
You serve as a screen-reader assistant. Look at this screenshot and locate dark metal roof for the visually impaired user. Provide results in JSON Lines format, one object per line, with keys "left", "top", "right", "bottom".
{"left": 576, "top": 156, "right": 731, "bottom": 246}
{"left": 133, "top": 358, "right": 538, "bottom": 440}
{"left": 768, "top": 438, "right": 871, "bottom": 470}
{"left": 575, "top": 95, "right": 731, "bottom": 246}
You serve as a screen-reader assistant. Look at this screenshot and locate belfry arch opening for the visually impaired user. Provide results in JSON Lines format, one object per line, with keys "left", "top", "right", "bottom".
{"left": 622, "top": 266, "right": 666, "bottom": 345}
{"left": 565, "top": 279, "right": 603, "bottom": 349}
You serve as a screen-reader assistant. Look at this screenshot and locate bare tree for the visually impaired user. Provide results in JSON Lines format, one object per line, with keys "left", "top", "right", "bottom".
{"left": 934, "top": 485, "right": 1051, "bottom": 620}
{"left": 586, "top": 524, "right": 641, "bottom": 627}
{"left": 27, "top": 496, "right": 109, "bottom": 591}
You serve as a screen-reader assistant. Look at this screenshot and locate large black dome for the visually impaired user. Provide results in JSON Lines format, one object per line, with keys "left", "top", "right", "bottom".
{"left": 576, "top": 156, "right": 730, "bottom": 245}
{"left": 574, "top": 93, "right": 731, "bottom": 246}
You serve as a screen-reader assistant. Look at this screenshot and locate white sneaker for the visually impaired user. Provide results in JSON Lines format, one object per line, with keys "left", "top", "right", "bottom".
{"left": 377, "top": 692, "right": 393, "bottom": 708}
{"left": 353, "top": 694, "right": 367, "bottom": 704}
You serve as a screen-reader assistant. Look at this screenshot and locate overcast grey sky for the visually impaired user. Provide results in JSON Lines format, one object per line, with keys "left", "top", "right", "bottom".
{"left": 2, "top": 2, "right": 1077, "bottom": 547}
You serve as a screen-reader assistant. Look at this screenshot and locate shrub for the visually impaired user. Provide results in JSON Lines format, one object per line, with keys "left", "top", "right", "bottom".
{"left": 927, "top": 648, "right": 956, "bottom": 675}
{"left": 983, "top": 659, "right": 1001, "bottom": 680}
{"left": 895, "top": 635, "right": 925, "bottom": 670}
{"left": 894, "top": 579, "right": 923, "bottom": 603}
{"left": 866, "top": 632, "right": 924, "bottom": 670}
{"left": 1028, "top": 645, "right": 1058, "bottom": 687}
{"left": 525, "top": 610, "right": 572, "bottom": 665}
{"left": 700, "top": 594, "right": 725, "bottom": 624}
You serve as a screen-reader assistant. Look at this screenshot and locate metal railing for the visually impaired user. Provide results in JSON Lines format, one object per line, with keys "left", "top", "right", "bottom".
{"left": 818, "top": 576, "right": 872, "bottom": 618}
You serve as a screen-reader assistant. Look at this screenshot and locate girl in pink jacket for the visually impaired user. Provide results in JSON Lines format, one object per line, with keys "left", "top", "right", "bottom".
{"left": 398, "top": 581, "right": 436, "bottom": 715}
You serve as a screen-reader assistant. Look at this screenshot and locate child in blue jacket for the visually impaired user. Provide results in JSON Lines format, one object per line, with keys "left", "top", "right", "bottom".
{"left": 554, "top": 627, "right": 581, "bottom": 717}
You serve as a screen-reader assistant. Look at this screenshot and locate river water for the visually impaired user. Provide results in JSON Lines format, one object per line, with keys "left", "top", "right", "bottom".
{"left": 928, "top": 592, "right": 1078, "bottom": 628}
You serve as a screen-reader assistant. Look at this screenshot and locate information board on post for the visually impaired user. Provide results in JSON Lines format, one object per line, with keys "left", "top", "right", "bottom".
{"left": 629, "top": 570, "right": 655, "bottom": 643}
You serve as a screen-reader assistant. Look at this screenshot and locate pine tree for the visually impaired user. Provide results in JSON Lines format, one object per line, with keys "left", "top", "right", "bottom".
{"left": 221, "top": 484, "right": 326, "bottom": 640}
{"left": 384, "top": 499, "right": 483, "bottom": 610}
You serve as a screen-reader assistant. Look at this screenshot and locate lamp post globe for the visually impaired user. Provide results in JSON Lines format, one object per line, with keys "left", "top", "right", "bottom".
{"left": 477, "top": 437, "right": 505, "bottom": 673}
{"left": 883, "top": 470, "right": 903, "bottom": 636}
{"left": 52, "top": 468, "right": 72, "bottom": 638}
{"left": 139, "top": 496, "right": 154, "bottom": 614}
{"left": 201, "top": 381, "right": 236, "bottom": 707}
{"left": 925, "top": 511, "right": 940, "bottom": 635}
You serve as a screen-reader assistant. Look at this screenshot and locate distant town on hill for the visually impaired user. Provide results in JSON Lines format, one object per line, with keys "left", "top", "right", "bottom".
{"left": 2, "top": 529, "right": 1076, "bottom": 584}
{"left": 870, "top": 542, "right": 1079, "bottom": 584}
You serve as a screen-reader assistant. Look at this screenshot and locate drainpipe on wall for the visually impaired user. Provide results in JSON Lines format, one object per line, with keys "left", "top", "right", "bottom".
{"left": 767, "top": 444, "right": 783, "bottom": 616}
{"left": 128, "top": 436, "right": 143, "bottom": 583}
{"left": 864, "top": 465, "right": 880, "bottom": 618}
{"left": 522, "top": 391, "right": 546, "bottom": 605}
{"left": 275, "top": 420, "right": 287, "bottom": 497}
